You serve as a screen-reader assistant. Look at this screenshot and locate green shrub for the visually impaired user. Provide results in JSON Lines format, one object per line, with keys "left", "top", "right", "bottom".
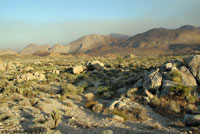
{"left": 98, "top": 86, "right": 114, "bottom": 99}
{"left": 61, "top": 83, "right": 79, "bottom": 97}
{"left": 169, "top": 84, "right": 194, "bottom": 97}
{"left": 170, "top": 70, "right": 182, "bottom": 83}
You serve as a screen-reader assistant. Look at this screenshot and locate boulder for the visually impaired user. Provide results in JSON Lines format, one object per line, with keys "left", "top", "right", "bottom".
{"left": 112, "top": 114, "right": 124, "bottom": 122}
{"left": 102, "top": 130, "right": 113, "bottom": 134}
{"left": 73, "top": 65, "right": 85, "bottom": 74}
{"left": 179, "top": 66, "right": 197, "bottom": 87}
{"left": 133, "top": 78, "right": 143, "bottom": 88}
{"left": 34, "top": 72, "right": 46, "bottom": 81}
{"left": 24, "top": 67, "right": 34, "bottom": 72}
{"left": 160, "top": 62, "right": 173, "bottom": 71}
{"left": 184, "top": 55, "right": 200, "bottom": 82}
{"left": 116, "top": 87, "right": 127, "bottom": 96}
{"left": 18, "top": 72, "right": 45, "bottom": 81}
{"left": 92, "top": 103, "right": 103, "bottom": 113}
{"left": 143, "top": 69, "right": 162, "bottom": 93}
{"left": 84, "top": 93, "right": 94, "bottom": 101}
{"left": 19, "top": 73, "right": 34, "bottom": 81}
{"left": 184, "top": 114, "right": 200, "bottom": 126}
{"left": 87, "top": 61, "right": 104, "bottom": 71}
{"left": 0, "top": 61, "right": 16, "bottom": 71}
{"left": 145, "top": 90, "right": 154, "bottom": 99}
{"left": 161, "top": 80, "right": 178, "bottom": 96}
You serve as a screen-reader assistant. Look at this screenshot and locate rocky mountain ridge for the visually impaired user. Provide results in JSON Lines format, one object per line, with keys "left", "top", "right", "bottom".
{"left": 16, "top": 25, "right": 200, "bottom": 56}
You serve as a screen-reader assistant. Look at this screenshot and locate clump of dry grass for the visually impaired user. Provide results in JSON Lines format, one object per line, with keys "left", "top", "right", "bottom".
{"left": 51, "top": 109, "right": 61, "bottom": 129}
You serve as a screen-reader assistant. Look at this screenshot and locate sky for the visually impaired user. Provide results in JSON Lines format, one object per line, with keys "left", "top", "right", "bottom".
{"left": 0, "top": 0, "right": 200, "bottom": 49}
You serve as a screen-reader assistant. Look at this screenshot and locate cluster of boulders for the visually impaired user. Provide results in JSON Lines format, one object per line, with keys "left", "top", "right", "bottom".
{"left": 17, "top": 72, "right": 46, "bottom": 82}
{"left": 73, "top": 56, "right": 200, "bottom": 126}
{"left": 130, "top": 55, "right": 200, "bottom": 126}
{"left": 73, "top": 60, "right": 104, "bottom": 74}
{"left": 0, "top": 60, "right": 21, "bottom": 71}
{"left": 126, "top": 55, "right": 199, "bottom": 98}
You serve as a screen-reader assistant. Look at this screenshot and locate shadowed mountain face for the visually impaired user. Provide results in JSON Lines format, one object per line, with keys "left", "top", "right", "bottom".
{"left": 50, "top": 34, "right": 125, "bottom": 54}
{"left": 120, "top": 25, "right": 200, "bottom": 50}
{"left": 20, "top": 44, "right": 51, "bottom": 55}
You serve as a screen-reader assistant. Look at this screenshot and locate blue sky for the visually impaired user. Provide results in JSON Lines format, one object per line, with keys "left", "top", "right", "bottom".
{"left": 0, "top": 0, "right": 200, "bottom": 49}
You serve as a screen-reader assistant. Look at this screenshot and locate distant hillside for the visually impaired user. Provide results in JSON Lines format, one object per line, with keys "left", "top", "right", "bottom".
{"left": 120, "top": 25, "right": 200, "bottom": 52}
{"left": 20, "top": 44, "right": 51, "bottom": 55}
{"left": 50, "top": 34, "right": 124, "bottom": 54}
{"left": 0, "top": 49, "right": 18, "bottom": 55}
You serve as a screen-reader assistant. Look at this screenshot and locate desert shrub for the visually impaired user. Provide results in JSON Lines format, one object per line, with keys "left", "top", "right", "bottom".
{"left": 116, "top": 56, "right": 124, "bottom": 65}
{"left": 61, "top": 73, "right": 77, "bottom": 83}
{"left": 61, "top": 83, "right": 79, "bottom": 97}
{"left": 77, "top": 73, "right": 90, "bottom": 81}
{"left": 46, "top": 73, "right": 60, "bottom": 82}
{"left": 0, "top": 79, "right": 9, "bottom": 87}
{"left": 98, "top": 86, "right": 114, "bottom": 99}
{"left": 170, "top": 69, "right": 182, "bottom": 83}
{"left": 51, "top": 109, "right": 61, "bottom": 129}
{"left": 169, "top": 84, "right": 196, "bottom": 100}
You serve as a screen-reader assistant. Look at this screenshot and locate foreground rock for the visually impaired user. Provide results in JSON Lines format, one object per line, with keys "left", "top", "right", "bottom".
{"left": 184, "top": 55, "right": 200, "bottom": 82}
{"left": 87, "top": 61, "right": 104, "bottom": 71}
{"left": 143, "top": 69, "right": 162, "bottom": 93}
{"left": 184, "top": 114, "right": 200, "bottom": 126}
{"left": 73, "top": 65, "right": 85, "bottom": 74}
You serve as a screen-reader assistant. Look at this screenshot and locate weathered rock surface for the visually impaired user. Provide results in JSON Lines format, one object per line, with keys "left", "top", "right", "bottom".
{"left": 184, "top": 114, "right": 200, "bottom": 126}
{"left": 87, "top": 61, "right": 104, "bottom": 70}
{"left": 143, "top": 69, "right": 162, "bottom": 92}
{"left": 161, "top": 80, "right": 178, "bottom": 96}
{"left": 184, "top": 55, "right": 200, "bottom": 82}
{"left": 179, "top": 66, "right": 197, "bottom": 87}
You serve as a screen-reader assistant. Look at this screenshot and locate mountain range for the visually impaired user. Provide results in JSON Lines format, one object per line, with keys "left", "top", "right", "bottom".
{"left": 3, "top": 25, "right": 200, "bottom": 56}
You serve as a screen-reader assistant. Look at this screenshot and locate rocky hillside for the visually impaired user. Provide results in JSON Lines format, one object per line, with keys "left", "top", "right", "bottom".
{"left": 120, "top": 25, "right": 200, "bottom": 51}
{"left": 20, "top": 44, "right": 51, "bottom": 55}
{"left": 50, "top": 34, "right": 124, "bottom": 54}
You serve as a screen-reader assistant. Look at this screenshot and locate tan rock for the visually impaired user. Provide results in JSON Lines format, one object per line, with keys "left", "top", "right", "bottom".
{"left": 112, "top": 114, "right": 124, "bottom": 122}
{"left": 73, "top": 65, "right": 84, "bottom": 74}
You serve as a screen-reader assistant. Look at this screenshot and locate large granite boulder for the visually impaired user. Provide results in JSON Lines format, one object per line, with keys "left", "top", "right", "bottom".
{"left": 143, "top": 69, "right": 162, "bottom": 93}
{"left": 184, "top": 55, "right": 200, "bottom": 82}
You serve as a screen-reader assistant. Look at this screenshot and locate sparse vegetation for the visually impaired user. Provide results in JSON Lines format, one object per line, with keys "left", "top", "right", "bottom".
{"left": 170, "top": 69, "right": 182, "bottom": 83}
{"left": 61, "top": 83, "right": 80, "bottom": 97}
{"left": 0, "top": 54, "right": 198, "bottom": 133}
{"left": 51, "top": 109, "right": 61, "bottom": 129}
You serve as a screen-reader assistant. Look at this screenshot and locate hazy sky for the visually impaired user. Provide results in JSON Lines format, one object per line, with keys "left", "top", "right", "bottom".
{"left": 0, "top": 0, "right": 200, "bottom": 49}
